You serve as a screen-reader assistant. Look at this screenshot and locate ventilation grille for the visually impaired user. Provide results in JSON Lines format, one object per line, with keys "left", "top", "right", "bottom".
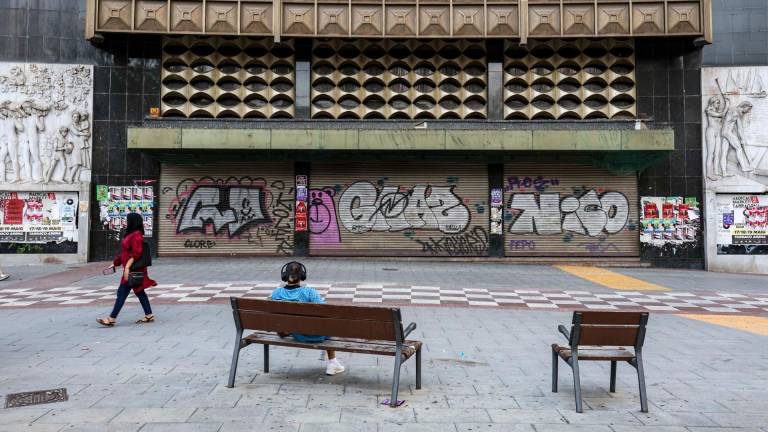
{"left": 161, "top": 36, "right": 295, "bottom": 119}
{"left": 503, "top": 39, "right": 636, "bottom": 120}
{"left": 311, "top": 39, "right": 488, "bottom": 120}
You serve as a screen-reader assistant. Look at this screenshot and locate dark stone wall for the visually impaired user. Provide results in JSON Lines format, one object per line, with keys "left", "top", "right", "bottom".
{"left": 636, "top": 39, "right": 704, "bottom": 268}
{"left": 703, "top": 0, "right": 768, "bottom": 66}
{"left": 0, "top": 0, "right": 161, "bottom": 261}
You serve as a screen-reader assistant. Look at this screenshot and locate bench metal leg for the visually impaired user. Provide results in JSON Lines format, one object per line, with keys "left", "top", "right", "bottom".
{"left": 551, "top": 349, "right": 559, "bottom": 393}
{"left": 227, "top": 329, "right": 244, "bottom": 388}
{"left": 572, "top": 357, "right": 583, "bottom": 413}
{"left": 390, "top": 349, "right": 402, "bottom": 408}
{"left": 610, "top": 361, "right": 617, "bottom": 393}
{"left": 636, "top": 354, "right": 648, "bottom": 413}
{"left": 415, "top": 347, "right": 422, "bottom": 390}
{"left": 263, "top": 344, "right": 270, "bottom": 373}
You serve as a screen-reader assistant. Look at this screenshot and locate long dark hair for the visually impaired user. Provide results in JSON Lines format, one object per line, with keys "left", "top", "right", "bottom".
{"left": 125, "top": 212, "right": 145, "bottom": 237}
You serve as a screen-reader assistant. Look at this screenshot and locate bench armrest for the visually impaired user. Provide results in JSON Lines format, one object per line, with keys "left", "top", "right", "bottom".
{"left": 558, "top": 325, "right": 571, "bottom": 342}
{"left": 403, "top": 322, "right": 417, "bottom": 338}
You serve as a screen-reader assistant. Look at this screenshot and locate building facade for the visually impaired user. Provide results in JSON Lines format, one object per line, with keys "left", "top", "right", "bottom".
{"left": 0, "top": 0, "right": 715, "bottom": 269}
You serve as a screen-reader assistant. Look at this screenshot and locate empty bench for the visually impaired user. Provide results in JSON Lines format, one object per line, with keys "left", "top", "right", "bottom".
{"left": 552, "top": 311, "right": 650, "bottom": 413}
{"left": 227, "top": 297, "right": 423, "bottom": 407}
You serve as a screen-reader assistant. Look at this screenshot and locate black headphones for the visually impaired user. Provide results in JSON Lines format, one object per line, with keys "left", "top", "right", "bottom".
{"left": 281, "top": 261, "right": 307, "bottom": 283}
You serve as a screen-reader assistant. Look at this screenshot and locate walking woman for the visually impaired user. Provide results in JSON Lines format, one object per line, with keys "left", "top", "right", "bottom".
{"left": 98, "top": 213, "right": 157, "bottom": 326}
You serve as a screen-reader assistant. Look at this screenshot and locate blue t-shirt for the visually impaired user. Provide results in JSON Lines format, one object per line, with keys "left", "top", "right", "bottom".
{"left": 270, "top": 285, "right": 327, "bottom": 343}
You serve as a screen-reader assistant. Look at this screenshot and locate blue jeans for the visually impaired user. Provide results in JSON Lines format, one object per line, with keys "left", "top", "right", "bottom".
{"left": 110, "top": 282, "right": 152, "bottom": 318}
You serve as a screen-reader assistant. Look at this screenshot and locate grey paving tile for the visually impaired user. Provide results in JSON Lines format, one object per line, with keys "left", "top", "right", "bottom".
{"left": 111, "top": 408, "right": 195, "bottom": 424}
{"left": 701, "top": 412, "right": 768, "bottom": 428}
{"left": 487, "top": 408, "right": 567, "bottom": 424}
{"left": 59, "top": 424, "right": 141, "bottom": 432}
{"left": 340, "top": 407, "right": 415, "bottom": 423}
{"left": 300, "top": 423, "right": 378, "bottom": 432}
{"left": 413, "top": 408, "right": 491, "bottom": 423}
{"left": 264, "top": 407, "right": 342, "bottom": 424}
{"left": 137, "top": 423, "right": 222, "bottom": 432}
{"left": 558, "top": 409, "right": 643, "bottom": 426}
{"left": 35, "top": 408, "right": 123, "bottom": 424}
{"left": 445, "top": 395, "right": 520, "bottom": 409}
{"left": 188, "top": 407, "right": 269, "bottom": 423}
{"left": 0, "top": 408, "right": 52, "bottom": 424}
{"left": 383, "top": 424, "right": 460, "bottom": 432}
{"left": 609, "top": 427, "right": 687, "bottom": 432}
{"left": 308, "top": 394, "right": 377, "bottom": 408}
{"left": 0, "top": 424, "right": 64, "bottom": 432}
{"left": 533, "top": 425, "right": 613, "bottom": 432}
{"left": 219, "top": 422, "right": 299, "bottom": 432}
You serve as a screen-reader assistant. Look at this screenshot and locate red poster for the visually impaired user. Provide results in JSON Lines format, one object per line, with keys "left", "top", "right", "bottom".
{"left": 3, "top": 199, "right": 24, "bottom": 224}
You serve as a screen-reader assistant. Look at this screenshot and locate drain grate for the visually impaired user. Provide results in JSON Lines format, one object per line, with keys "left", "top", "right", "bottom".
{"left": 4, "top": 388, "right": 68, "bottom": 408}
{"left": 382, "top": 268, "right": 399, "bottom": 271}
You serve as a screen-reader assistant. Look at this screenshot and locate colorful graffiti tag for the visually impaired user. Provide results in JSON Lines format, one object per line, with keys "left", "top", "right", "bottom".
{"left": 309, "top": 179, "right": 486, "bottom": 256}
{"left": 162, "top": 176, "right": 294, "bottom": 255}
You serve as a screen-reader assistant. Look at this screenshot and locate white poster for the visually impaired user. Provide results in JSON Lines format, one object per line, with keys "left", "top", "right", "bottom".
{"left": 0, "top": 191, "right": 78, "bottom": 243}
{"left": 716, "top": 194, "right": 768, "bottom": 254}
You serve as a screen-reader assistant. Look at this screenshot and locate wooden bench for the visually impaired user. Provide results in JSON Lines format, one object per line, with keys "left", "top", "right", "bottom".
{"left": 227, "top": 297, "right": 423, "bottom": 407}
{"left": 552, "top": 311, "right": 649, "bottom": 413}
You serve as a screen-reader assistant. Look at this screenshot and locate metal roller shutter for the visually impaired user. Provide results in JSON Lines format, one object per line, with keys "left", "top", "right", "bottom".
{"left": 158, "top": 163, "right": 294, "bottom": 256}
{"left": 309, "top": 162, "right": 489, "bottom": 256}
{"left": 504, "top": 163, "right": 639, "bottom": 257}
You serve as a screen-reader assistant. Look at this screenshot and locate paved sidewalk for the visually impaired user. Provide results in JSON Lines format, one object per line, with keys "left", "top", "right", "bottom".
{"left": 1, "top": 305, "right": 767, "bottom": 431}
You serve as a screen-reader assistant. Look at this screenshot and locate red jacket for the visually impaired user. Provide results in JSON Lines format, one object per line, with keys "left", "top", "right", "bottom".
{"left": 113, "top": 231, "right": 156, "bottom": 293}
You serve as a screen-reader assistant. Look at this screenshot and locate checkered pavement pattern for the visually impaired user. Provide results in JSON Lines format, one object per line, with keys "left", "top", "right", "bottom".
{"left": 1, "top": 282, "right": 767, "bottom": 314}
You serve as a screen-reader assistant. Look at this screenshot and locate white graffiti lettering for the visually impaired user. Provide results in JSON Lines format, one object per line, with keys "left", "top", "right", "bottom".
{"left": 177, "top": 186, "right": 270, "bottom": 237}
{"left": 338, "top": 181, "right": 470, "bottom": 234}
{"left": 508, "top": 190, "right": 629, "bottom": 237}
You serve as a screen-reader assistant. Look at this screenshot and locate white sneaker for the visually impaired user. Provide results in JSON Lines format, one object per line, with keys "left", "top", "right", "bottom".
{"left": 0, "top": 274, "right": 9, "bottom": 282}
{"left": 325, "top": 359, "right": 345, "bottom": 376}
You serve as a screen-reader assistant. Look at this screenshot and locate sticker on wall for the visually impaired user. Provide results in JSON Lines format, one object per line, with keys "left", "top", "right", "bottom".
{"left": 716, "top": 194, "right": 768, "bottom": 255}
{"left": 98, "top": 186, "right": 154, "bottom": 237}
{"left": 0, "top": 192, "right": 78, "bottom": 243}
{"left": 490, "top": 187, "right": 503, "bottom": 235}
{"left": 640, "top": 197, "right": 700, "bottom": 246}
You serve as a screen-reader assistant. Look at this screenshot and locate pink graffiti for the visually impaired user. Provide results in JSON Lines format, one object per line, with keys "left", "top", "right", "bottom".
{"left": 309, "top": 187, "right": 341, "bottom": 245}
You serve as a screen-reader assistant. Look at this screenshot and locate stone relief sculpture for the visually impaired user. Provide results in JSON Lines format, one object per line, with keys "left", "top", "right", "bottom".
{"left": 0, "top": 63, "right": 93, "bottom": 185}
{"left": 703, "top": 67, "right": 768, "bottom": 187}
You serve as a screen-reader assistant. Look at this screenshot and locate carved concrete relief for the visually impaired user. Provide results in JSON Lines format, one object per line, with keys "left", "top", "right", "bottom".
{"left": 702, "top": 67, "right": 768, "bottom": 189}
{"left": 0, "top": 63, "right": 93, "bottom": 186}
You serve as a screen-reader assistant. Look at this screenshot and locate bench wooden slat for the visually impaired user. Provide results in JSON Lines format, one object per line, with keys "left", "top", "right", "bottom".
{"left": 244, "top": 332, "right": 422, "bottom": 359}
{"left": 234, "top": 298, "right": 395, "bottom": 322}
{"left": 553, "top": 345, "right": 635, "bottom": 361}
{"left": 576, "top": 311, "right": 645, "bottom": 325}
{"left": 238, "top": 310, "right": 397, "bottom": 341}
{"left": 578, "top": 326, "right": 638, "bottom": 346}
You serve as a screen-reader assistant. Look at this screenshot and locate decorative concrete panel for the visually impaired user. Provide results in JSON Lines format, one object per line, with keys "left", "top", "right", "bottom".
{"left": 351, "top": 5, "right": 384, "bottom": 36}
{"left": 386, "top": 5, "right": 417, "bottom": 36}
{"left": 241, "top": 3, "right": 274, "bottom": 34}
{"left": 597, "top": 4, "right": 629, "bottom": 35}
{"left": 486, "top": 5, "right": 519, "bottom": 36}
{"left": 633, "top": 3, "right": 665, "bottom": 34}
{"left": 135, "top": 1, "right": 168, "bottom": 32}
{"left": 667, "top": 2, "right": 701, "bottom": 34}
{"left": 529, "top": 5, "right": 561, "bottom": 36}
{"left": 453, "top": 5, "right": 484, "bottom": 36}
{"left": 419, "top": 6, "right": 451, "bottom": 36}
{"left": 503, "top": 39, "right": 636, "bottom": 120}
{"left": 98, "top": 0, "right": 132, "bottom": 30}
{"left": 170, "top": 1, "right": 204, "bottom": 32}
{"left": 318, "top": 4, "right": 350, "bottom": 36}
{"left": 283, "top": 3, "right": 315, "bottom": 35}
{"left": 205, "top": 1, "right": 238, "bottom": 33}
{"left": 563, "top": 4, "right": 595, "bottom": 35}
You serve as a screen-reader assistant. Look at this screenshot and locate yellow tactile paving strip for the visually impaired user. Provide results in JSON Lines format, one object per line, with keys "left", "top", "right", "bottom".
{"left": 681, "top": 314, "right": 768, "bottom": 336}
{"left": 554, "top": 265, "right": 670, "bottom": 291}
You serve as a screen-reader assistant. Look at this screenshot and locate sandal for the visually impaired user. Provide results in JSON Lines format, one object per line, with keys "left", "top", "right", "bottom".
{"left": 97, "top": 318, "right": 115, "bottom": 327}
{"left": 135, "top": 315, "right": 154, "bottom": 324}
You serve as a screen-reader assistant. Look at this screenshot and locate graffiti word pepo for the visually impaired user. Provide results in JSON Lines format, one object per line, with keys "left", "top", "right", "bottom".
{"left": 508, "top": 190, "right": 629, "bottom": 237}
{"left": 509, "top": 240, "right": 536, "bottom": 250}
{"left": 506, "top": 176, "right": 560, "bottom": 192}
{"left": 338, "top": 182, "right": 470, "bottom": 234}
{"left": 176, "top": 186, "right": 271, "bottom": 237}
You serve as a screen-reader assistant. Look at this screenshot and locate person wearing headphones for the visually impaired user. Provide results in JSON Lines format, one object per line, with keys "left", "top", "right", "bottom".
{"left": 270, "top": 261, "right": 345, "bottom": 376}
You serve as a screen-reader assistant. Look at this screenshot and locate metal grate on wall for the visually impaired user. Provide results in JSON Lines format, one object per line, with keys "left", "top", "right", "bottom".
{"left": 503, "top": 39, "right": 636, "bottom": 120}
{"left": 310, "top": 39, "right": 488, "bottom": 120}
{"left": 161, "top": 36, "right": 296, "bottom": 118}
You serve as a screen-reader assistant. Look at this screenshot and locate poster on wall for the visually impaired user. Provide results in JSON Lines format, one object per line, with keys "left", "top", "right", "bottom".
{"left": 716, "top": 194, "right": 768, "bottom": 255}
{"left": 98, "top": 186, "right": 154, "bottom": 237}
{"left": 640, "top": 197, "right": 700, "bottom": 246}
{"left": 0, "top": 191, "right": 78, "bottom": 243}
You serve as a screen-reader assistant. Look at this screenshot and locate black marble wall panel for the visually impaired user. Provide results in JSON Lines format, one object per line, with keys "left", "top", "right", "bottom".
{"left": 703, "top": 0, "right": 768, "bottom": 66}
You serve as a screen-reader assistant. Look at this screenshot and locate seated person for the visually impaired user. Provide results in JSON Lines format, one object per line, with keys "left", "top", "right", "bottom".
{"left": 271, "top": 261, "right": 345, "bottom": 376}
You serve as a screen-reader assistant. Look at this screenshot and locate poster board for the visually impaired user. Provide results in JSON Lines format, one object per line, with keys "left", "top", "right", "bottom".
{"left": 0, "top": 191, "right": 78, "bottom": 243}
